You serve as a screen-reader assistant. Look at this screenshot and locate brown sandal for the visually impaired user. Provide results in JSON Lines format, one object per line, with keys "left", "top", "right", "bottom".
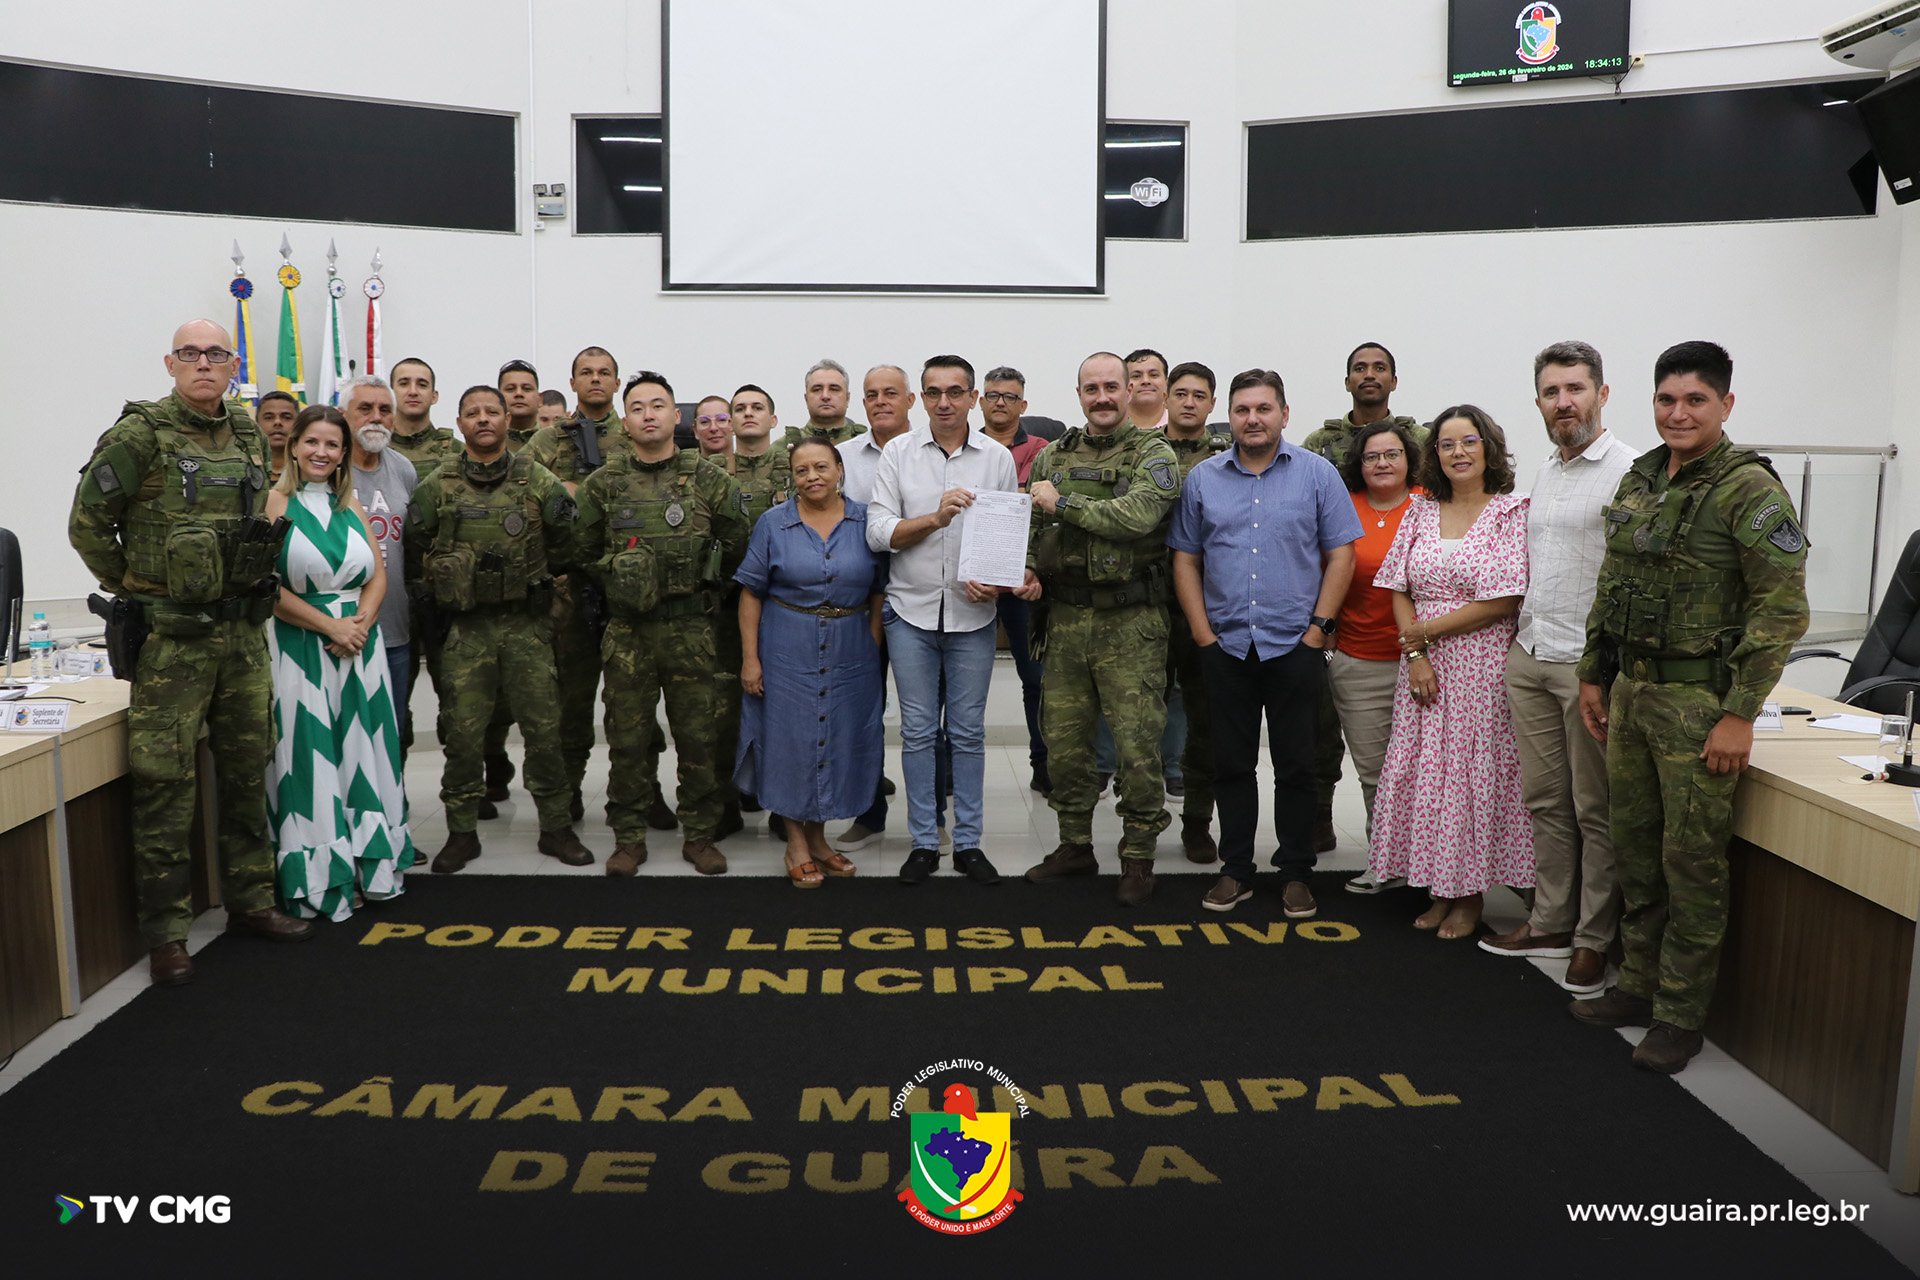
{"left": 818, "top": 852, "right": 857, "bottom": 877}
{"left": 786, "top": 860, "right": 824, "bottom": 889}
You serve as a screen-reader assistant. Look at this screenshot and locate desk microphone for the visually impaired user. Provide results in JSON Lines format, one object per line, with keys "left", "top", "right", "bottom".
{"left": 1886, "top": 689, "right": 1920, "bottom": 788}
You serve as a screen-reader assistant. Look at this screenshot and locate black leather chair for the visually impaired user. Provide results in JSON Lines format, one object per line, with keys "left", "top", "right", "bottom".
{"left": 1020, "top": 415, "right": 1066, "bottom": 442}
{"left": 1785, "top": 528, "right": 1920, "bottom": 714}
{"left": 0, "top": 528, "right": 23, "bottom": 690}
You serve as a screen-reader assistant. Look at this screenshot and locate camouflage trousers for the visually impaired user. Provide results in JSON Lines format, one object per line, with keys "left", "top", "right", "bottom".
{"left": 480, "top": 575, "right": 603, "bottom": 795}
{"left": 127, "top": 621, "right": 275, "bottom": 945}
{"left": 602, "top": 614, "right": 721, "bottom": 842}
{"left": 1607, "top": 677, "right": 1740, "bottom": 1031}
{"left": 1043, "top": 601, "right": 1172, "bottom": 858}
{"left": 1164, "top": 609, "right": 1215, "bottom": 827}
{"left": 438, "top": 610, "right": 571, "bottom": 833}
{"left": 713, "top": 602, "right": 744, "bottom": 803}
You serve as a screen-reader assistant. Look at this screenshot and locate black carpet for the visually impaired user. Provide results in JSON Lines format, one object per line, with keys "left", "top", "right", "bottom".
{"left": 2, "top": 872, "right": 1904, "bottom": 1277}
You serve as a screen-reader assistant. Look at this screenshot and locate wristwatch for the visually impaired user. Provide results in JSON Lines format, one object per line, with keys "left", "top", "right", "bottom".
{"left": 1310, "top": 615, "right": 1338, "bottom": 635}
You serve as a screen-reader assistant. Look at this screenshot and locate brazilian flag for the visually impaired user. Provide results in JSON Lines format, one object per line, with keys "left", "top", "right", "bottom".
{"left": 276, "top": 263, "right": 307, "bottom": 404}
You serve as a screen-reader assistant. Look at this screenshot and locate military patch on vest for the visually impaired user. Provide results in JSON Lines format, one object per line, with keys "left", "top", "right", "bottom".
{"left": 91, "top": 462, "right": 121, "bottom": 495}
{"left": 734, "top": 491, "right": 749, "bottom": 515}
{"left": 1633, "top": 525, "right": 1651, "bottom": 552}
{"left": 1147, "top": 458, "right": 1176, "bottom": 492}
{"left": 1767, "top": 516, "right": 1805, "bottom": 554}
{"left": 1750, "top": 500, "right": 1783, "bottom": 532}
{"left": 1606, "top": 507, "right": 1630, "bottom": 524}
{"left": 503, "top": 512, "right": 525, "bottom": 537}
{"left": 665, "top": 502, "right": 686, "bottom": 528}
{"left": 1050, "top": 470, "right": 1064, "bottom": 484}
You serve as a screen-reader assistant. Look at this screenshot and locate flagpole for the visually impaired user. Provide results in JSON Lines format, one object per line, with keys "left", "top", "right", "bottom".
{"left": 228, "top": 241, "right": 259, "bottom": 404}
{"left": 363, "top": 248, "right": 385, "bottom": 379}
{"left": 276, "top": 234, "right": 307, "bottom": 404}
{"left": 318, "top": 239, "right": 345, "bottom": 407}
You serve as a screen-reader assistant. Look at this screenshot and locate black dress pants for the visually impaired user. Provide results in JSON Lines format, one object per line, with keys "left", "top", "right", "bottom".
{"left": 1202, "top": 638, "right": 1323, "bottom": 885}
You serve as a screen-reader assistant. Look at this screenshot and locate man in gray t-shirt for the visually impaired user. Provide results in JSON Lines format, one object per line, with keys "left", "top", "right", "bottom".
{"left": 343, "top": 378, "right": 419, "bottom": 723}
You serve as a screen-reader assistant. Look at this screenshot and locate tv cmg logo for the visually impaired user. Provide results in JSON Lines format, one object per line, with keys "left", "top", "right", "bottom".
{"left": 57, "top": 1194, "right": 232, "bottom": 1224}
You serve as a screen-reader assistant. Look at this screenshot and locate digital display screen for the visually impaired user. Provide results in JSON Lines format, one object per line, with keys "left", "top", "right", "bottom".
{"left": 1448, "top": 1, "right": 1631, "bottom": 87}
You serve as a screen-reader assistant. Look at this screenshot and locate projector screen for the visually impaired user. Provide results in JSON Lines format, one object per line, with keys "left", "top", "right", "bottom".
{"left": 662, "top": 0, "right": 1104, "bottom": 293}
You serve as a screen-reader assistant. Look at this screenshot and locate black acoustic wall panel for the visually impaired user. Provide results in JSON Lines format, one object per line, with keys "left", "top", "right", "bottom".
{"left": 1857, "top": 65, "right": 1920, "bottom": 205}
{"left": 1247, "top": 82, "right": 1878, "bottom": 240}
{"left": 0, "top": 61, "right": 515, "bottom": 231}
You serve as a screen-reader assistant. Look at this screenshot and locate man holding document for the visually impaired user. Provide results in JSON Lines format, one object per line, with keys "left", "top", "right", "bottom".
{"left": 1022, "top": 352, "right": 1183, "bottom": 905}
{"left": 866, "top": 355, "right": 1027, "bottom": 886}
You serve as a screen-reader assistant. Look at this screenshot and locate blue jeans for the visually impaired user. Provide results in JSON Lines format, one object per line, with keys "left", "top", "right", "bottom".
{"left": 996, "top": 595, "right": 1047, "bottom": 767}
{"left": 885, "top": 615, "right": 994, "bottom": 851}
{"left": 385, "top": 643, "right": 411, "bottom": 728}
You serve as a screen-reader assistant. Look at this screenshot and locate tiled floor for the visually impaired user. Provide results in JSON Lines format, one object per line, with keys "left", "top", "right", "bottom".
{"left": 6, "top": 654, "right": 1917, "bottom": 1270}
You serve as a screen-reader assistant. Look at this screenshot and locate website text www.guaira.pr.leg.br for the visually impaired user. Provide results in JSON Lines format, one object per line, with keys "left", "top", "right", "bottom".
{"left": 1567, "top": 1200, "right": 1870, "bottom": 1227}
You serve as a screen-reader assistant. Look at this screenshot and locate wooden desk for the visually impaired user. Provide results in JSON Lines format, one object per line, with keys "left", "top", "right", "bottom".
{"left": 0, "top": 724, "right": 62, "bottom": 1058}
{"left": 1709, "top": 684, "right": 1920, "bottom": 1189}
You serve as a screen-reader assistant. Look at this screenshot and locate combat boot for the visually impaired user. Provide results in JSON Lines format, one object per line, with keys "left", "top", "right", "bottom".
{"left": 477, "top": 798, "right": 500, "bottom": 820}
{"left": 484, "top": 754, "right": 515, "bottom": 803}
{"left": 715, "top": 804, "right": 744, "bottom": 839}
{"left": 432, "top": 831, "right": 482, "bottom": 874}
{"left": 538, "top": 829, "right": 595, "bottom": 867}
{"left": 682, "top": 839, "right": 728, "bottom": 875}
{"left": 1181, "top": 820, "right": 1218, "bottom": 864}
{"left": 1116, "top": 858, "right": 1155, "bottom": 906}
{"left": 149, "top": 942, "right": 194, "bottom": 985}
{"left": 1633, "top": 1021, "right": 1705, "bottom": 1073}
{"left": 1025, "top": 842, "right": 1097, "bottom": 882}
{"left": 1570, "top": 987, "right": 1654, "bottom": 1028}
{"left": 570, "top": 789, "right": 586, "bottom": 822}
{"left": 606, "top": 842, "right": 648, "bottom": 877}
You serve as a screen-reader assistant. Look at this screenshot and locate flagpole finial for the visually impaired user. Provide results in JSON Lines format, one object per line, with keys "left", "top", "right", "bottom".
{"left": 279, "top": 233, "right": 293, "bottom": 262}
{"left": 371, "top": 248, "right": 383, "bottom": 275}
{"left": 326, "top": 239, "right": 339, "bottom": 274}
{"left": 231, "top": 240, "right": 246, "bottom": 274}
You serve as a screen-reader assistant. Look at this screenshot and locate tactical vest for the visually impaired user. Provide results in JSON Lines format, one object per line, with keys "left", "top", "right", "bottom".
{"left": 595, "top": 452, "right": 724, "bottom": 619}
{"left": 118, "top": 400, "right": 274, "bottom": 606}
{"left": 1032, "top": 427, "right": 1170, "bottom": 604}
{"left": 1596, "top": 444, "right": 1776, "bottom": 660}
{"left": 1166, "top": 429, "right": 1231, "bottom": 479}
{"left": 731, "top": 448, "right": 792, "bottom": 526}
{"left": 425, "top": 451, "right": 552, "bottom": 612}
{"left": 389, "top": 426, "right": 455, "bottom": 473}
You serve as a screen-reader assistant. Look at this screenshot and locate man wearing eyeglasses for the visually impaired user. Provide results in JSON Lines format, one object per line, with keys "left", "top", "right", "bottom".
{"left": 693, "top": 395, "right": 735, "bottom": 459}
{"left": 70, "top": 319, "right": 316, "bottom": 985}
{"left": 785, "top": 358, "right": 867, "bottom": 449}
{"left": 976, "top": 366, "right": 1050, "bottom": 797}
{"left": 867, "top": 355, "right": 1021, "bottom": 887}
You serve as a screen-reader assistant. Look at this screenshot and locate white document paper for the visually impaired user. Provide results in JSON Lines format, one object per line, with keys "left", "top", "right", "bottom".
{"left": 958, "top": 490, "right": 1033, "bottom": 590}
{"left": 1839, "top": 754, "right": 1885, "bottom": 773}
{"left": 1809, "top": 714, "right": 1886, "bottom": 736}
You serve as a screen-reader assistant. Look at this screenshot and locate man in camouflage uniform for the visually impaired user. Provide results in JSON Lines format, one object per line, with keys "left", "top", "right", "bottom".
{"left": 716, "top": 382, "right": 793, "bottom": 833}
{"left": 500, "top": 359, "right": 544, "bottom": 453}
{"left": 1023, "top": 352, "right": 1181, "bottom": 906}
{"left": 1299, "top": 342, "right": 1429, "bottom": 852}
{"left": 525, "top": 346, "right": 661, "bottom": 826}
{"left": 69, "top": 319, "right": 314, "bottom": 985}
{"left": 386, "top": 356, "right": 459, "bottom": 756}
{"left": 406, "top": 384, "right": 594, "bottom": 872}
{"left": 783, "top": 358, "right": 868, "bottom": 449}
{"left": 1161, "top": 362, "right": 1233, "bottom": 863}
{"left": 1571, "top": 341, "right": 1809, "bottom": 1074}
{"left": 576, "top": 372, "right": 749, "bottom": 875}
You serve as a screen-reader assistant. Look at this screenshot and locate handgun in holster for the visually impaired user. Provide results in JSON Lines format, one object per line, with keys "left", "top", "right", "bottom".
{"left": 88, "top": 593, "right": 151, "bottom": 680}
{"left": 577, "top": 578, "right": 610, "bottom": 643}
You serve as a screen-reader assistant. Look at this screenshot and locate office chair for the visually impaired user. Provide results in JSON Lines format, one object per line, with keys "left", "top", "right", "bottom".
{"left": 1785, "top": 528, "right": 1920, "bottom": 714}
{"left": 0, "top": 528, "right": 24, "bottom": 695}
{"left": 1019, "top": 415, "right": 1066, "bottom": 442}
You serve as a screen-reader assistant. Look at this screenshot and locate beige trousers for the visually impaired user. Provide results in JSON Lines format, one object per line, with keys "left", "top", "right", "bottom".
{"left": 1327, "top": 649, "right": 1399, "bottom": 838}
{"left": 1504, "top": 640, "right": 1619, "bottom": 950}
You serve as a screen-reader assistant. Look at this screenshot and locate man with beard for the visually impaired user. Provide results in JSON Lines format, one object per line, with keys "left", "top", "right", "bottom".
{"left": 785, "top": 358, "right": 867, "bottom": 448}
{"left": 343, "top": 375, "right": 420, "bottom": 721}
{"left": 1480, "top": 342, "right": 1637, "bottom": 996}
{"left": 388, "top": 357, "right": 455, "bottom": 477}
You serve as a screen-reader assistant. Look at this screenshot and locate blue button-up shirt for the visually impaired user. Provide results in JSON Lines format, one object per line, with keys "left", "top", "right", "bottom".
{"left": 1167, "top": 436, "right": 1363, "bottom": 660}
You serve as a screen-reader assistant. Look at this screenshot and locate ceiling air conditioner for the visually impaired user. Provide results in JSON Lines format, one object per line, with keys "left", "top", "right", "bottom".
{"left": 1824, "top": 2, "right": 1920, "bottom": 69}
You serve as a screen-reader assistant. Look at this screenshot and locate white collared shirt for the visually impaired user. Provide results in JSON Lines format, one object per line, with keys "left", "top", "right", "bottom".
{"left": 836, "top": 430, "right": 893, "bottom": 505}
{"left": 1516, "top": 429, "right": 1639, "bottom": 662}
{"left": 864, "top": 422, "right": 1017, "bottom": 632}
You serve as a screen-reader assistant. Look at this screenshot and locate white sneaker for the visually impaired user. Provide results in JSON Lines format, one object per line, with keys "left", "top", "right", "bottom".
{"left": 1345, "top": 869, "right": 1405, "bottom": 895}
{"left": 831, "top": 822, "right": 883, "bottom": 852}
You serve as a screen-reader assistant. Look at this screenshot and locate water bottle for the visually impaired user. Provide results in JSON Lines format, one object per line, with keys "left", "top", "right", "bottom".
{"left": 28, "top": 612, "right": 54, "bottom": 679}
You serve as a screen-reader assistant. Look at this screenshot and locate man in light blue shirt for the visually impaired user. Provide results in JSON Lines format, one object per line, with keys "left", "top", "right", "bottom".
{"left": 1170, "top": 368, "right": 1362, "bottom": 917}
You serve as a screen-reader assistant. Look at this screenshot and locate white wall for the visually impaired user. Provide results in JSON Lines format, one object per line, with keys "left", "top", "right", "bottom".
{"left": 7, "top": 0, "right": 1913, "bottom": 611}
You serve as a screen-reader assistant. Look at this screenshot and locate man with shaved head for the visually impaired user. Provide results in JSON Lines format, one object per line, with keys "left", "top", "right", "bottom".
{"left": 70, "top": 319, "right": 316, "bottom": 986}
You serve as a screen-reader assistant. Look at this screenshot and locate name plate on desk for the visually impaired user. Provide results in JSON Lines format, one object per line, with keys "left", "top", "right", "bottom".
{"left": 59, "top": 649, "right": 110, "bottom": 677}
{"left": 1755, "top": 702, "right": 1783, "bottom": 732}
{"left": 5, "top": 702, "right": 71, "bottom": 733}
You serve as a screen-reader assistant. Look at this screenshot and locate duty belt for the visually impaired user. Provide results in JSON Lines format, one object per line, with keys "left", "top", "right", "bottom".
{"left": 141, "top": 593, "right": 264, "bottom": 624}
{"left": 1621, "top": 653, "right": 1716, "bottom": 685}
{"left": 772, "top": 598, "right": 865, "bottom": 619}
{"left": 1044, "top": 578, "right": 1157, "bottom": 610}
{"left": 637, "top": 594, "right": 712, "bottom": 622}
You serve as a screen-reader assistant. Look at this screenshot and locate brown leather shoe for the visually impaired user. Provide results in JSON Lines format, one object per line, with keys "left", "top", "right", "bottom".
{"left": 607, "top": 842, "right": 648, "bottom": 877}
{"left": 682, "top": 839, "right": 727, "bottom": 875}
{"left": 1476, "top": 924, "right": 1574, "bottom": 959}
{"left": 1201, "top": 875, "right": 1252, "bottom": 912}
{"left": 538, "top": 829, "right": 595, "bottom": 867}
{"left": 1313, "top": 818, "right": 1338, "bottom": 854}
{"left": 149, "top": 941, "right": 194, "bottom": 985}
{"left": 431, "top": 830, "right": 482, "bottom": 874}
{"left": 1116, "top": 859, "right": 1156, "bottom": 906}
{"left": 1561, "top": 946, "right": 1607, "bottom": 995}
{"left": 1282, "top": 880, "right": 1318, "bottom": 919}
{"left": 1570, "top": 986, "right": 1653, "bottom": 1028}
{"left": 1181, "top": 822, "right": 1218, "bottom": 864}
{"left": 225, "top": 908, "right": 316, "bottom": 942}
{"left": 1024, "top": 842, "right": 1097, "bottom": 882}
{"left": 1633, "top": 1020, "right": 1705, "bottom": 1073}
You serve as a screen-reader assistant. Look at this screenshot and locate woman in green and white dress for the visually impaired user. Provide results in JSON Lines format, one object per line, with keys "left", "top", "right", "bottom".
{"left": 266, "top": 406, "right": 414, "bottom": 919}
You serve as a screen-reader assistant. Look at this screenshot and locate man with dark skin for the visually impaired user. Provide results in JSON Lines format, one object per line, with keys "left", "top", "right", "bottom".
{"left": 256, "top": 390, "right": 300, "bottom": 483}
{"left": 499, "top": 360, "right": 543, "bottom": 452}
{"left": 570, "top": 347, "right": 623, "bottom": 432}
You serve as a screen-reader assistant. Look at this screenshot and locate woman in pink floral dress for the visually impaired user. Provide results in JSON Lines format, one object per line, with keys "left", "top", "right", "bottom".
{"left": 1367, "top": 405, "right": 1534, "bottom": 939}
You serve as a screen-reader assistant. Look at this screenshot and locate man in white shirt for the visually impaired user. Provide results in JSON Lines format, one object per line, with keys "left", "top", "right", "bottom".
{"left": 866, "top": 355, "right": 1025, "bottom": 885}
{"left": 838, "top": 365, "right": 916, "bottom": 504}
{"left": 1482, "top": 341, "right": 1637, "bottom": 995}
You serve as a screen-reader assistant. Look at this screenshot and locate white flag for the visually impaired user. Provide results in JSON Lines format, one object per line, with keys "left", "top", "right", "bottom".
{"left": 318, "top": 288, "right": 345, "bottom": 406}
